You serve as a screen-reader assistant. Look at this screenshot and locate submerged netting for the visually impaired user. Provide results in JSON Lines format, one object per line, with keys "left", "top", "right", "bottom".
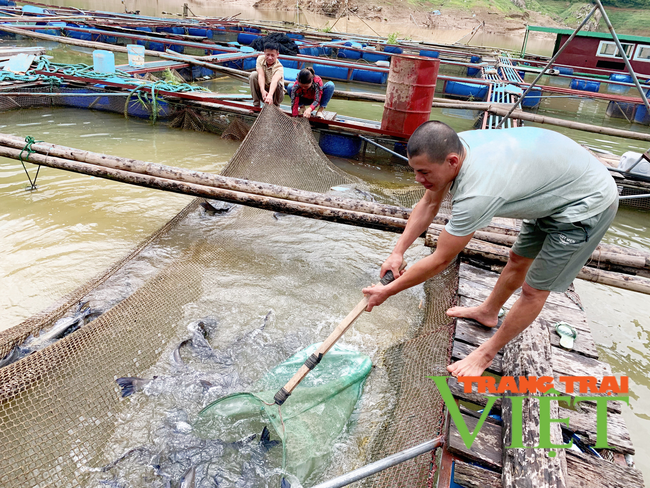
{"left": 0, "top": 105, "right": 457, "bottom": 487}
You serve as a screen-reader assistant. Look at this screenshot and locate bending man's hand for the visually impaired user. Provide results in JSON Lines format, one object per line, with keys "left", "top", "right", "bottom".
{"left": 380, "top": 253, "right": 405, "bottom": 281}
{"left": 362, "top": 283, "right": 389, "bottom": 312}
{"left": 263, "top": 92, "right": 274, "bottom": 105}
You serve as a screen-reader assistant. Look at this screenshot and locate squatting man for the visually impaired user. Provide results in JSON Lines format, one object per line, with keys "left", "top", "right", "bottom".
{"left": 363, "top": 121, "right": 618, "bottom": 377}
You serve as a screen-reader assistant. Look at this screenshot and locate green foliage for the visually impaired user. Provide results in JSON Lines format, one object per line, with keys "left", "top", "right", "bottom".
{"left": 320, "top": 22, "right": 332, "bottom": 33}
{"left": 387, "top": 32, "right": 399, "bottom": 44}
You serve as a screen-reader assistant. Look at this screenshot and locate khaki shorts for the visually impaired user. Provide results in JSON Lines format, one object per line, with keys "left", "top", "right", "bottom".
{"left": 511, "top": 199, "right": 618, "bottom": 292}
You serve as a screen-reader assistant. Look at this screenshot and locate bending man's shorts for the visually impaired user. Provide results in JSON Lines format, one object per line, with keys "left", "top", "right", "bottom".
{"left": 511, "top": 199, "right": 618, "bottom": 292}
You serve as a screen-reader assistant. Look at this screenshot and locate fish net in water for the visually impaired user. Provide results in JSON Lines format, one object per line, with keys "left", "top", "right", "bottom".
{"left": 0, "top": 105, "right": 457, "bottom": 487}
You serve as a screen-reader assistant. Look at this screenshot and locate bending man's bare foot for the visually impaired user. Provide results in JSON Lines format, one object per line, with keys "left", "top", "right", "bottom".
{"left": 447, "top": 348, "right": 494, "bottom": 377}
{"left": 447, "top": 305, "right": 499, "bottom": 328}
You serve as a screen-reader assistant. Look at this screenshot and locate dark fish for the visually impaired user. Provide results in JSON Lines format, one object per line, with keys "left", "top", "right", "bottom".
{"left": 115, "top": 376, "right": 158, "bottom": 398}
{"left": 354, "top": 188, "right": 376, "bottom": 201}
{"left": 179, "top": 466, "right": 196, "bottom": 488}
{"left": 173, "top": 320, "right": 232, "bottom": 366}
{"left": 1, "top": 301, "right": 95, "bottom": 368}
{"left": 260, "top": 426, "right": 280, "bottom": 452}
{"left": 281, "top": 478, "right": 291, "bottom": 488}
{"left": 0, "top": 347, "right": 20, "bottom": 368}
{"left": 100, "top": 446, "right": 155, "bottom": 472}
{"left": 201, "top": 200, "right": 236, "bottom": 215}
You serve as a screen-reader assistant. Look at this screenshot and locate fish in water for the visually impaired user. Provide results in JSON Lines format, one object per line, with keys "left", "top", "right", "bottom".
{"left": 179, "top": 466, "right": 196, "bottom": 488}
{"left": 115, "top": 376, "right": 159, "bottom": 398}
{"left": 173, "top": 319, "right": 232, "bottom": 367}
{"left": 354, "top": 188, "right": 376, "bottom": 201}
{"left": 0, "top": 301, "right": 95, "bottom": 369}
{"left": 201, "top": 200, "right": 236, "bottom": 215}
{"left": 235, "top": 427, "right": 282, "bottom": 487}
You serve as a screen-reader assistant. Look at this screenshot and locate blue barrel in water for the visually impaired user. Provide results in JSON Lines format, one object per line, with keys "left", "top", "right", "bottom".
{"left": 314, "top": 64, "right": 350, "bottom": 80}
{"left": 319, "top": 133, "right": 362, "bottom": 158}
{"left": 555, "top": 66, "right": 573, "bottom": 75}
{"left": 521, "top": 87, "right": 542, "bottom": 108}
{"left": 149, "top": 42, "right": 164, "bottom": 51}
{"left": 283, "top": 67, "right": 301, "bottom": 82}
{"left": 135, "top": 26, "right": 152, "bottom": 47}
{"left": 570, "top": 79, "right": 601, "bottom": 92}
{"left": 338, "top": 43, "right": 362, "bottom": 60}
{"left": 188, "top": 28, "right": 211, "bottom": 38}
{"left": 243, "top": 57, "right": 257, "bottom": 70}
{"left": 467, "top": 55, "right": 481, "bottom": 77}
{"left": 419, "top": 50, "right": 439, "bottom": 58}
{"left": 362, "top": 52, "right": 390, "bottom": 63}
{"left": 280, "top": 59, "right": 299, "bottom": 69}
{"left": 237, "top": 33, "right": 259, "bottom": 45}
{"left": 634, "top": 96, "right": 650, "bottom": 125}
{"left": 318, "top": 46, "right": 333, "bottom": 56}
{"left": 287, "top": 33, "right": 304, "bottom": 39}
{"left": 444, "top": 81, "right": 488, "bottom": 100}
{"left": 352, "top": 69, "right": 388, "bottom": 84}
{"left": 384, "top": 45, "right": 402, "bottom": 54}
{"left": 609, "top": 73, "right": 632, "bottom": 94}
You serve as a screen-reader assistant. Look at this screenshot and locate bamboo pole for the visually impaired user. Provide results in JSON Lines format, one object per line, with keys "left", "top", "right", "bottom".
{"left": 2, "top": 134, "right": 647, "bottom": 274}
{"left": 424, "top": 232, "right": 650, "bottom": 295}
{"left": 0, "top": 145, "right": 412, "bottom": 234}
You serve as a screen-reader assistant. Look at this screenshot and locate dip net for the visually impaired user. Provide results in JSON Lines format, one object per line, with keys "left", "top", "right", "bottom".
{"left": 0, "top": 106, "right": 458, "bottom": 487}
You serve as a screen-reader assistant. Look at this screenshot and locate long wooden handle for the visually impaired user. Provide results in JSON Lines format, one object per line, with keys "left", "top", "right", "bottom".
{"left": 274, "top": 262, "right": 406, "bottom": 406}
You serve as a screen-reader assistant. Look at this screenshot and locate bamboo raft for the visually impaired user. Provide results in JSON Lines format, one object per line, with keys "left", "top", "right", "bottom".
{"left": 436, "top": 261, "right": 645, "bottom": 488}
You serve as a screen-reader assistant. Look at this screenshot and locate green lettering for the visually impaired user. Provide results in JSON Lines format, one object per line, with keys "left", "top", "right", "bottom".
{"left": 576, "top": 396, "right": 630, "bottom": 449}
{"left": 429, "top": 376, "right": 498, "bottom": 449}
{"left": 505, "top": 396, "right": 525, "bottom": 448}
{"left": 538, "top": 390, "right": 573, "bottom": 449}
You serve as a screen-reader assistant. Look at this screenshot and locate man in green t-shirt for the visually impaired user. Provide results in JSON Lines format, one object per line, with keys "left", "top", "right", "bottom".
{"left": 363, "top": 121, "right": 618, "bottom": 378}
{"left": 249, "top": 41, "right": 285, "bottom": 108}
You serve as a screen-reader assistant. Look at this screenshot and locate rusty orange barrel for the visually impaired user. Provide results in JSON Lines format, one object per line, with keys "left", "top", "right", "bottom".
{"left": 381, "top": 54, "right": 440, "bottom": 137}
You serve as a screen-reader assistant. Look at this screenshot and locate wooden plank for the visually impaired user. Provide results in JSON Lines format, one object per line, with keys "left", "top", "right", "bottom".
{"left": 501, "top": 320, "right": 567, "bottom": 488}
{"left": 566, "top": 402, "right": 634, "bottom": 455}
{"left": 447, "top": 411, "right": 503, "bottom": 471}
{"left": 458, "top": 264, "right": 582, "bottom": 311}
{"left": 453, "top": 459, "right": 502, "bottom": 488}
{"left": 455, "top": 299, "right": 598, "bottom": 359}
{"left": 566, "top": 450, "right": 645, "bottom": 488}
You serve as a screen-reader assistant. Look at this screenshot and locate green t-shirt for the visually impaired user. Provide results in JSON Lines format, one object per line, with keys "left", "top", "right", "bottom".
{"left": 445, "top": 127, "right": 618, "bottom": 237}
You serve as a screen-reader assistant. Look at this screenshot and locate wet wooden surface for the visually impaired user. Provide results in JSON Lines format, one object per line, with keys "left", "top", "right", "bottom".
{"left": 443, "top": 262, "right": 644, "bottom": 487}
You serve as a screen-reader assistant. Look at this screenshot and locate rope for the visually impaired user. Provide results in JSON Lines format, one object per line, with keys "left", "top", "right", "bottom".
{"left": 19, "top": 136, "right": 44, "bottom": 190}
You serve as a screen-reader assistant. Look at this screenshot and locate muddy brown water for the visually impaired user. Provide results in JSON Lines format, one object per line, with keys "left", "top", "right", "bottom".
{"left": 1, "top": 2, "right": 650, "bottom": 482}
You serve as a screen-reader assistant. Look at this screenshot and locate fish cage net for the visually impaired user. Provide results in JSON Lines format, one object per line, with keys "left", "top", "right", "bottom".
{"left": 0, "top": 105, "right": 457, "bottom": 488}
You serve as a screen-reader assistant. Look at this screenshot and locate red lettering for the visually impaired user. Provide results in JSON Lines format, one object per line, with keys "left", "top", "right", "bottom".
{"left": 497, "top": 376, "right": 519, "bottom": 394}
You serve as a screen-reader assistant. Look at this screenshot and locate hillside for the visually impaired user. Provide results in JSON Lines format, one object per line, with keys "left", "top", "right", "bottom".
{"left": 254, "top": 0, "right": 650, "bottom": 37}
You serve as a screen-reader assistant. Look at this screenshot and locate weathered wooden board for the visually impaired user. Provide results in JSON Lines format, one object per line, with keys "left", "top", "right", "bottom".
{"left": 455, "top": 299, "right": 598, "bottom": 359}
{"left": 454, "top": 459, "right": 503, "bottom": 488}
{"left": 565, "top": 450, "right": 645, "bottom": 488}
{"left": 501, "top": 319, "right": 567, "bottom": 488}
{"left": 447, "top": 411, "right": 503, "bottom": 471}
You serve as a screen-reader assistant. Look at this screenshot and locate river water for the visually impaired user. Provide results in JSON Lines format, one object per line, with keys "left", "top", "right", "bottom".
{"left": 1, "top": 0, "right": 649, "bottom": 483}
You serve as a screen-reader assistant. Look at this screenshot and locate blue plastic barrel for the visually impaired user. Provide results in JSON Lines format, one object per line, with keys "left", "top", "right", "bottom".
{"left": 287, "top": 33, "right": 304, "bottom": 39}
{"left": 362, "top": 52, "right": 390, "bottom": 63}
{"left": 467, "top": 55, "right": 481, "bottom": 77}
{"left": 22, "top": 4, "right": 46, "bottom": 13}
{"left": 338, "top": 43, "right": 362, "bottom": 60}
{"left": 243, "top": 57, "right": 257, "bottom": 70}
{"left": 188, "top": 28, "right": 211, "bottom": 38}
{"left": 444, "top": 81, "right": 488, "bottom": 100}
{"left": 570, "top": 79, "right": 600, "bottom": 92}
{"left": 555, "top": 66, "right": 573, "bottom": 75}
{"left": 280, "top": 59, "right": 299, "bottom": 69}
{"left": 243, "top": 27, "right": 261, "bottom": 33}
{"left": 634, "top": 104, "right": 650, "bottom": 125}
{"left": 172, "top": 27, "right": 184, "bottom": 35}
{"left": 419, "top": 50, "right": 439, "bottom": 58}
{"left": 314, "top": 64, "right": 350, "bottom": 80}
{"left": 237, "top": 32, "right": 259, "bottom": 45}
{"left": 67, "top": 24, "right": 94, "bottom": 41}
{"left": 518, "top": 71, "right": 526, "bottom": 80}
{"left": 157, "top": 27, "right": 174, "bottom": 33}
{"left": 610, "top": 73, "right": 633, "bottom": 83}
{"left": 149, "top": 42, "right": 165, "bottom": 51}
{"left": 352, "top": 69, "right": 387, "bottom": 84}
{"left": 36, "top": 21, "right": 65, "bottom": 36}
{"left": 299, "top": 47, "right": 318, "bottom": 56}
{"left": 521, "top": 87, "right": 542, "bottom": 108}
{"left": 318, "top": 46, "right": 332, "bottom": 56}
{"left": 319, "top": 133, "right": 362, "bottom": 158}
{"left": 283, "top": 67, "right": 300, "bottom": 82}
{"left": 168, "top": 44, "right": 184, "bottom": 54}
{"left": 384, "top": 45, "right": 402, "bottom": 54}
{"left": 202, "top": 67, "right": 213, "bottom": 77}
{"left": 0, "top": 0, "right": 17, "bottom": 5}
